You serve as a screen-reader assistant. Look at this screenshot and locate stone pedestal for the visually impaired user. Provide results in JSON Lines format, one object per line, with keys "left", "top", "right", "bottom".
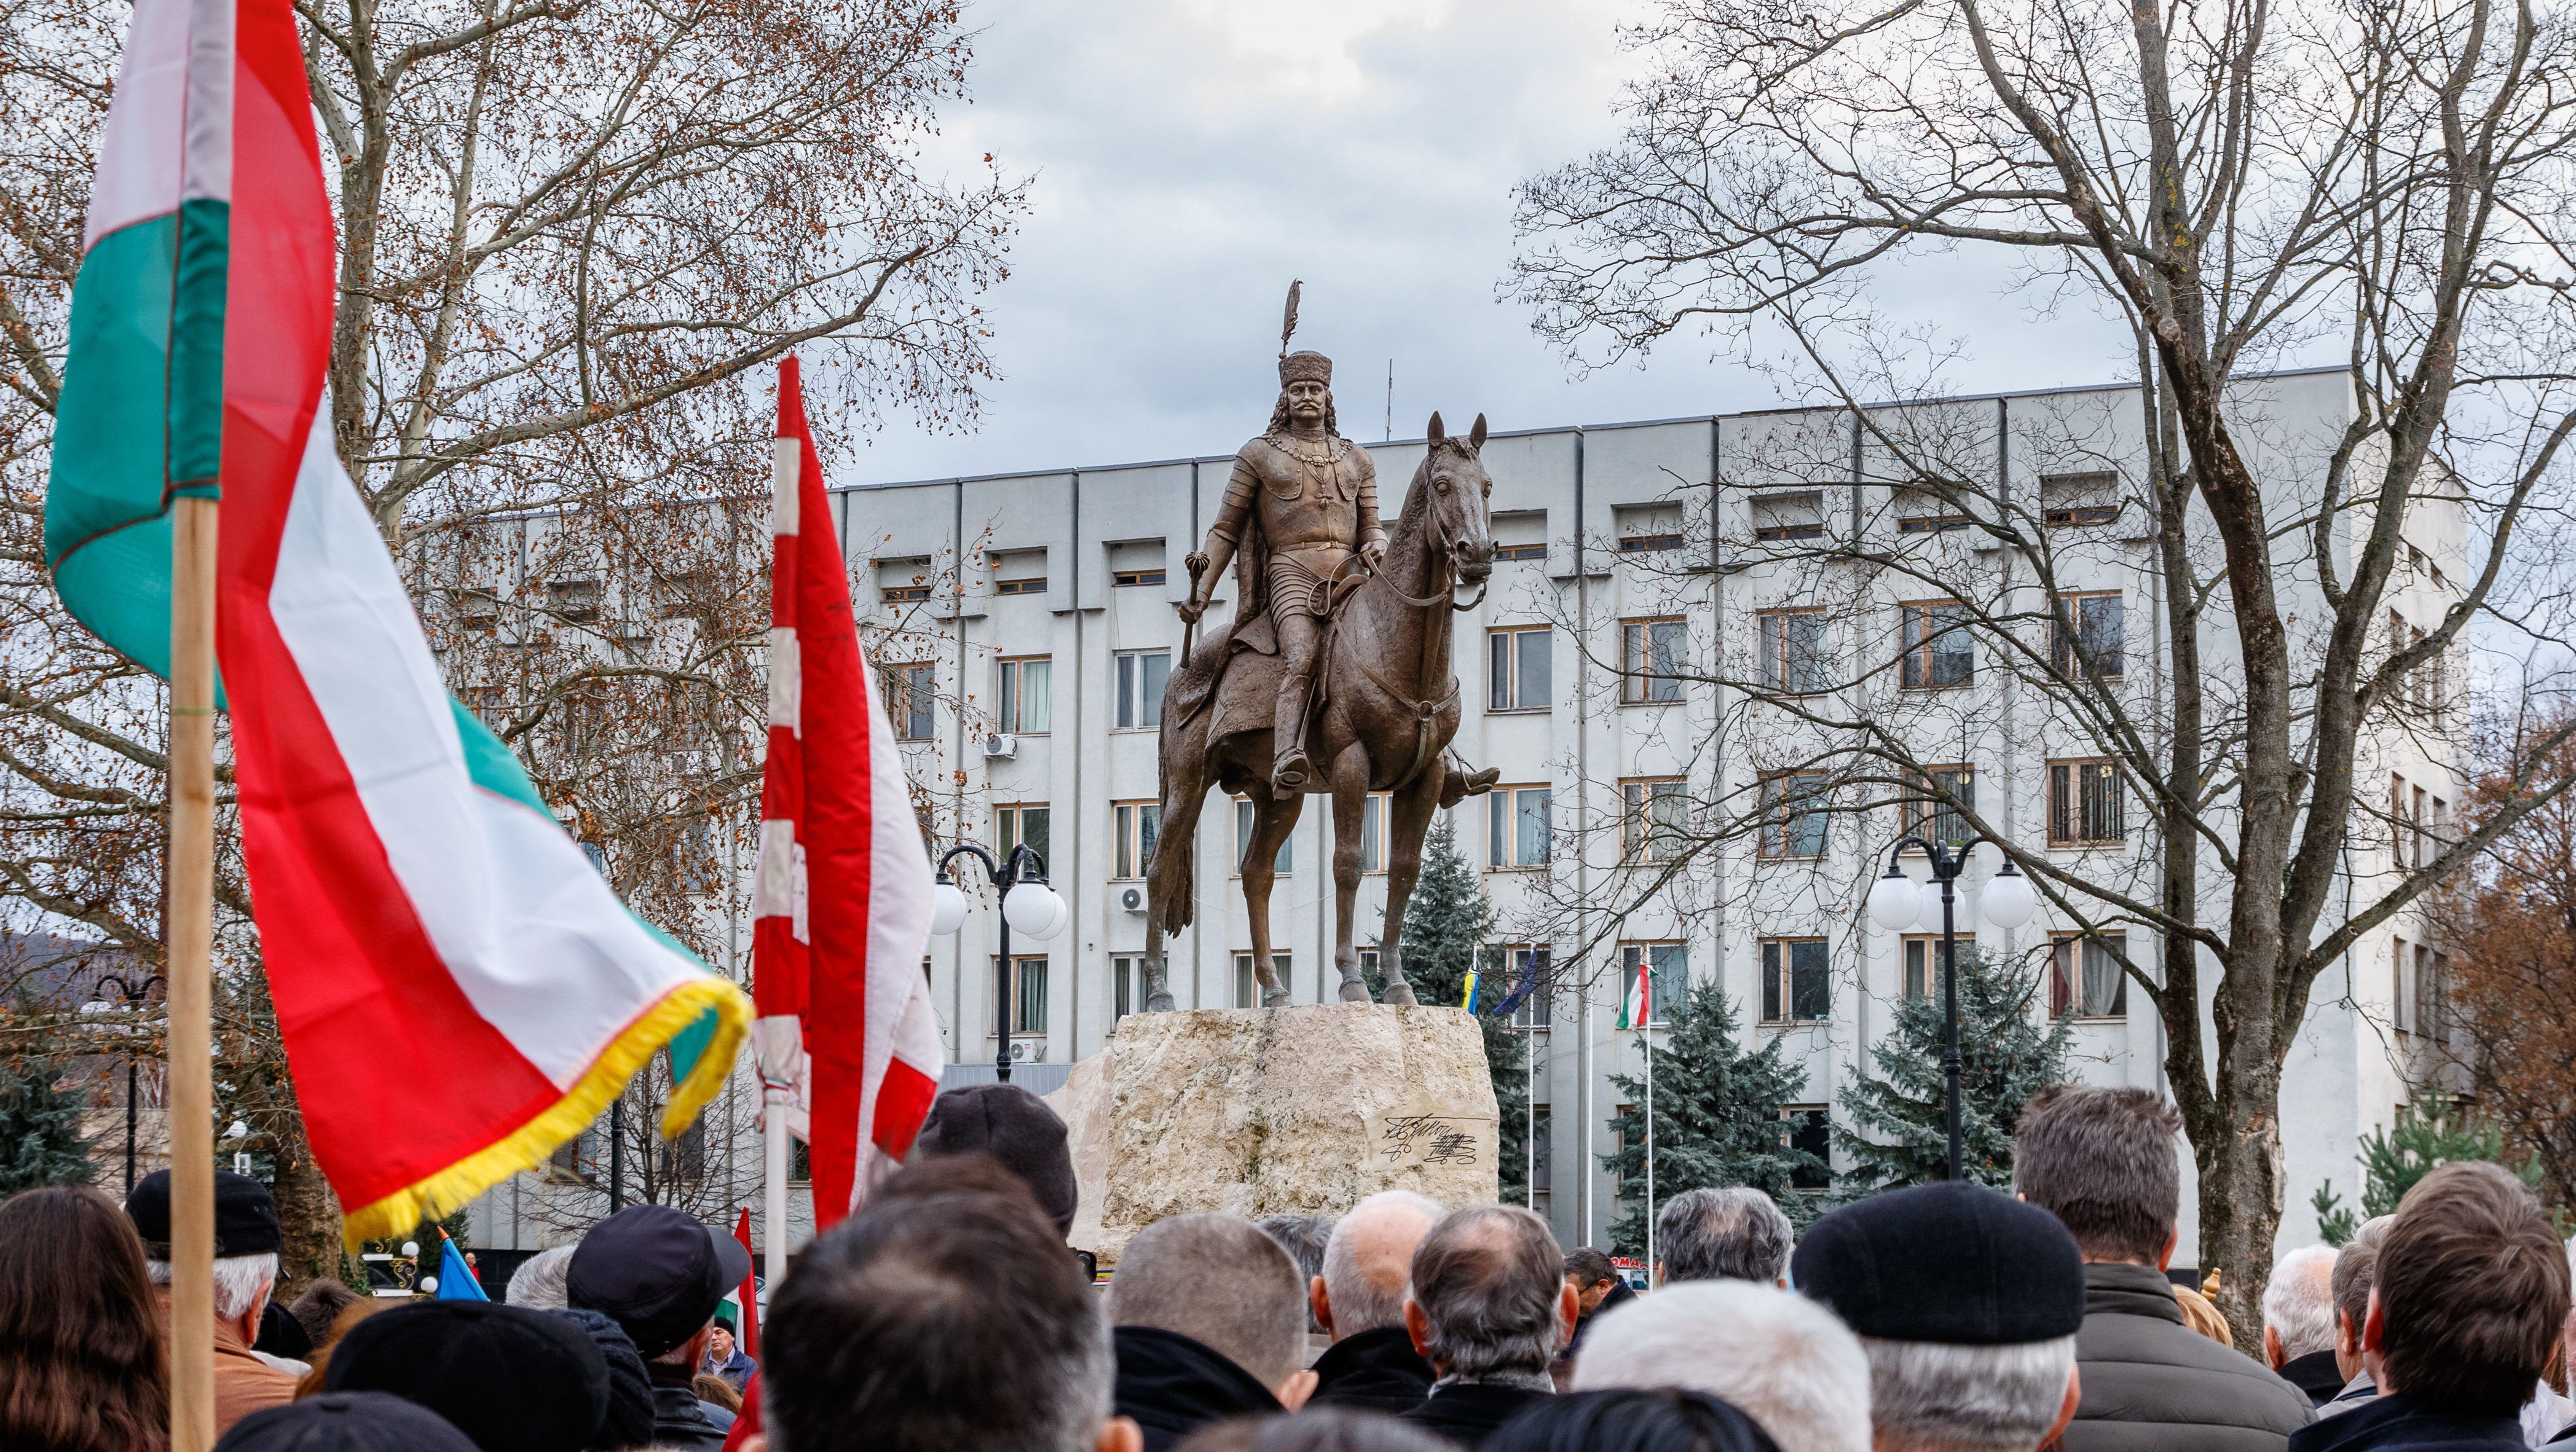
{"left": 1043, "top": 1003, "right": 1498, "bottom": 1263}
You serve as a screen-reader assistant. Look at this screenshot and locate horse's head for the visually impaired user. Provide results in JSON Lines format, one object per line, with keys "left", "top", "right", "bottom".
{"left": 1419, "top": 410, "right": 1495, "bottom": 585}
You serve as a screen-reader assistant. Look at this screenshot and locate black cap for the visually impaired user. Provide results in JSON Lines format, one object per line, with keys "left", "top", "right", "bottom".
{"left": 566, "top": 1204, "right": 752, "bottom": 1358}
{"left": 215, "top": 1392, "right": 478, "bottom": 1452}
{"left": 323, "top": 1301, "right": 609, "bottom": 1452}
{"left": 125, "top": 1169, "right": 282, "bottom": 1258}
{"left": 913, "top": 1083, "right": 1077, "bottom": 1236}
{"left": 1790, "top": 1181, "right": 2085, "bottom": 1344}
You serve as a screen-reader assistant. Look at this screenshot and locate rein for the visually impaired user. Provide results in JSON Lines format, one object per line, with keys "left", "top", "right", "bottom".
{"left": 1339, "top": 537, "right": 1481, "bottom": 792}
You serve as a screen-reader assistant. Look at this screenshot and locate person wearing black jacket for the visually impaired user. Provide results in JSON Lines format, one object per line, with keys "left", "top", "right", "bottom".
{"left": 2263, "top": 1247, "right": 2349, "bottom": 1408}
{"left": 1395, "top": 1206, "right": 1577, "bottom": 1448}
{"left": 1307, "top": 1191, "right": 1445, "bottom": 1415}
{"left": 1107, "top": 1214, "right": 1317, "bottom": 1452}
{"left": 2288, "top": 1164, "right": 2569, "bottom": 1452}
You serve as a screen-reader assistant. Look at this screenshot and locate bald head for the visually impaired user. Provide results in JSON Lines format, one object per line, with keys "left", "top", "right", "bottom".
{"left": 1106, "top": 1213, "right": 1307, "bottom": 1390}
{"left": 1317, "top": 1192, "right": 1444, "bottom": 1340}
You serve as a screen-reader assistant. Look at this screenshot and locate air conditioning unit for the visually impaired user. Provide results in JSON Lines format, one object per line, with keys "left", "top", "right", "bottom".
{"left": 1007, "top": 1040, "right": 1029, "bottom": 1061}
{"left": 982, "top": 733, "right": 1017, "bottom": 760}
{"left": 1119, "top": 887, "right": 1147, "bottom": 914}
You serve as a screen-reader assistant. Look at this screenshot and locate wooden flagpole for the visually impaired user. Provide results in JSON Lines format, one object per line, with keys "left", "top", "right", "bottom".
{"left": 168, "top": 494, "right": 219, "bottom": 1452}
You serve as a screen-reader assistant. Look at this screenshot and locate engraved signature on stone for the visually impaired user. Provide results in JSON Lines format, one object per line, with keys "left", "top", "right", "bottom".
{"left": 1378, "top": 1114, "right": 1483, "bottom": 1167}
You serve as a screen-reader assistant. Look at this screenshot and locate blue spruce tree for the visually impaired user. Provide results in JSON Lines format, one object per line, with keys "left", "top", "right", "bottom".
{"left": 1387, "top": 815, "right": 1530, "bottom": 1202}
{"left": 0, "top": 1007, "right": 97, "bottom": 1195}
{"left": 1833, "top": 944, "right": 2073, "bottom": 1194}
{"left": 1603, "top": 977, "right": 1822, "bottom": 1252}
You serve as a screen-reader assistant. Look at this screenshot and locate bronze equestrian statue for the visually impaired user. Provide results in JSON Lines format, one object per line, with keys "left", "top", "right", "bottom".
{"left": 1143, "top": 337, "right": 1499, "bottom": 1010}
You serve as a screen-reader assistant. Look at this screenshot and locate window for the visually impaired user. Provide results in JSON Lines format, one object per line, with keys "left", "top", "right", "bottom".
{"left": 1761, "top": 938, "right": 1830, "bottom": 1023}
{"left": 1113, "top": 568, "right": 1165, "bottom": 588}
{"left": 2391, "top": 774, "right": 2408, "bottom": 863}
{"left": 881, "top": 661, "right": 934, "bottom": 740}
{"left": 1782, "top": 1106, "right": 1832, "bottom": 1190}
{"left": 548, "top": 578, "right": 602, "bottom": 624}
{"left": 1116, "top": 651, "right": 1170, "bottom": 730}
{"left": 1757, "top": 609, "right": 1831, "bottom": 695}
{"left": 2047, "top": 761, "right": 2125, "bottom": 846}
{"left": 660, "top": 1120, "right": 707, "bottom": 1184}
{"left": 999, "top": 955, "right": 1048, "bottom": 1035}
{"left": 2412, "top": 943, "right": 2435, "bottom": 1040}
{"left": 2040, "top": 471, "right": 2121, "bottom": 528}
{"left": 1489, "top": 626, "right": 1552, "bottom": 712}
{"left": 2428, "top": 951, "right": 2448, "bottom": 1041}
{"left": 997, "top": 804, "right": 1051, "bottom": 869}
{"left": 995, "top": 576, "right": 1046, "bottom": 596}
{"left": 1112, "top": 955, "right": 1144, "bottom": 1024}
{"left": 2048, "top": 935, "right": 2127, "bottom": 1018}
{"left": 1752, "top": 492, "right": 1825, "bottom": 543}
{"left": 1894, "top": 487, "right": 1972, "bottom": 533}
{"left": 452, "top": 589, "right": 499, "bottom": 633}
{"left": 1234, "top": 952, "right": 1291, "bottom": 1008}
{"left": 881, "top": 583, "right": 931, "bottom": 604}
{"left": 998, "top": 656, "right": 1052, "bottom": 734}
{"left": 2052, "top": 593, "right": 2125, "bottom": 681}
{"left": 1902, "top": 935, "right": 1952, "bottom": 1003}
{"left": 1902, "top": 765, "right": 1977, "bottom": 849}
{"left": 1495, "top": 542, "right": 1548, "bottom": 562}
{"left": 1489, "top": 787, "right": 1553, "bottom": 869}
{"left": 1114, "top": 801, "right": 1160, "bottom": 881}
{"left": 1620, "top": 943, "right": 1685, "bottom": 1025}
{"left": 1899, "top": 602, "right": 1973, "bottom": 689}
{"left": 1621, "top": 778, "right": 1688, "bottom": 863}
{"left": 1621, "top": 618, "right": 1688, "bottom": 703}
{"left": 1760, "top": 772, "right": 1828, "bottom": 859}
{"left": 547, "top": 1126, "right": 601, "bottom": 1183}
{"left": 1235, "top": 799, "right": 1292, "bottom": 874}
{"left": 2411, "top": 785, "right": 2428, "bottom": 871}
{"left": 1484, "top": 944, "right": 1551, "bottom": 1027}
{"left": 1621, "top": 532, "right": 1684, "bottom": 552}
{"left": 1357, "top": 793, "right": 1390, "bottom": 874}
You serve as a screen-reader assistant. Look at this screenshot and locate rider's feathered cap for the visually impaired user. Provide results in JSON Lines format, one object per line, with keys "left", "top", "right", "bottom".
{"left": 1278, "top": 350, "right": 1333, "bottom": 388}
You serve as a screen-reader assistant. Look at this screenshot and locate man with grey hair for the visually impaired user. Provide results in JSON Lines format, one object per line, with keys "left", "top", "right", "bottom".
{"left": 1259, "top": 1212, "right": 1334, "bottom": 1334}
{"left": 1658, "top": 1186, "right": 1795, "bottom": 1286}
{"left": 1794, "top": 1181, "right": 2087, "bottom": 1452}
{"left": 2263, "top": 1246, "right": 2345, "bottom": 1405}
{"left": 1309, "top": 1191, "right": 1445, "bottom": 1415}
{"left": 1397, "top": 1205, "right": 1577, "bottom": 1447}
{"left": 505, "top": 1242, "right": 577, "bottom": 1310}
{"left": 1108, "top": 1212, "right": 1317, "bottom": 1451}
{"left": 2320, "top": 1217, "right": 2396, "bottom": 1416}
{"left": 1571, "top": 1279, "right": 1872, "bottom": 1452}
{"left": 126, "top": 1168, "right": 298, "bottom": 1435}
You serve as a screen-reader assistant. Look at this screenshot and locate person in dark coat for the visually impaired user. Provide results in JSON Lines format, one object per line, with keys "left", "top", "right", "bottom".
{"left": 2263, "top": 1247, "right": 2350, "bottom": 1407}
{"left": 2013, "top": 1086, "right": 2315, "bottom": 1452}
{"left": 1555, "top": 1248, "right": 1632, "bottom": 1362}
{"left": 1394, "top": 1206, "right": 1575, "bottom": 1448}
{"left": 2287, "top": 1164, "right": 2569, "bottom": 1452}
{"left": 1307, "top": 1192, "right": 1444, "bottom": 1415}
{"left": 565, "top": 1205, "right": 752, "bottom": 1452}
{"left": 1107, "top": 1213, "right": 1317, "bottom": 1451}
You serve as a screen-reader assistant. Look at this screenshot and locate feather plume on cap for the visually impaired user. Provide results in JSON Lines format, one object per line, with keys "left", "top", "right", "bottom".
{"left": 1280, "top": 279, "right": 1302, "bottom": 359}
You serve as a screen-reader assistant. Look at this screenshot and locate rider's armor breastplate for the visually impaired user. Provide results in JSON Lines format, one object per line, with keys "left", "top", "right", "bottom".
{"left": 1250, "top": 438, "right": 1361, "bottom": 554}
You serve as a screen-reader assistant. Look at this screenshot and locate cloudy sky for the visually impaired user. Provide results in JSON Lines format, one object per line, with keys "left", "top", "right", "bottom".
{"left": 845, "top": 0, "right": 2137, "bottom": 486}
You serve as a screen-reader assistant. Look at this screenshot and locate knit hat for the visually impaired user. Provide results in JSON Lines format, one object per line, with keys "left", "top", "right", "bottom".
{"left": 324, "top": 1301, "right": 608, "bottom": 1452}
{"left": 1790, "top": 1180, "right": 2085, "bottom": 1344}
{"left": 213, "top": 1392, "right": 478, "bottom": 1452}
{"left": 912, "top": 1083, "right": 1077, "bottom": 1237}
{"left": 551, "top": 1308, "right": 654, "bottom": 1452}
{"left": 125, "top": 1168, "right": 282, "bottom": 1258}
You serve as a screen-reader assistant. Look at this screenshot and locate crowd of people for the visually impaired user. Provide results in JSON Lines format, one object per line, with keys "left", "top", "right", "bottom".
{"left": 2, "top": 1082, "right": 2569, "bottom": 1452}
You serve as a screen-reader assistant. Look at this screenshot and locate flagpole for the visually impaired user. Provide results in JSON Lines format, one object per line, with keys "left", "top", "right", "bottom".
{"left": 763, "top": 1084, "right": 789, "bottom": 1294}
{"left": 168, "top": 494, "right": 218, "bottom": 1452}
{"left": 1642, "top": 981, "right": 1654, "bottom": 1290}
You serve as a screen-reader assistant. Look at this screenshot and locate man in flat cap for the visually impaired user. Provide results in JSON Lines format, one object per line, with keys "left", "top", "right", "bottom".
{"left": 912, "top": 1082, "right": 1079, "bottom": 1239}
{"left": 1792, "top": 1180, "right": 2089, "bottom": 1452}
{"left": 128, "top": 1167, "right": 299, "bottom": 1434}
{"left": 567, "top": 1204, "right": 752, "bottom": 1452}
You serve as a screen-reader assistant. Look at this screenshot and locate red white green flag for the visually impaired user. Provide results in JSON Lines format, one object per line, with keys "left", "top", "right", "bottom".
{"left": 1617, "top": 957, "right": 1652, "bottom": 1030}
{"left": 44, "top": 0, "right": 751, "bottom": 1242}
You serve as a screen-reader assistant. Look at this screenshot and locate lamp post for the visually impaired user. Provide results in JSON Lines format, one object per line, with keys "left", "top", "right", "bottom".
{"left": 87, "top": 972, "right": 165, "bottom": 1196}
{"left": 1865, "top": 838, "right": 2038, "bottom": 1181}
{"left": 930, "top": 842, "right": 1069, "bottom": 1083}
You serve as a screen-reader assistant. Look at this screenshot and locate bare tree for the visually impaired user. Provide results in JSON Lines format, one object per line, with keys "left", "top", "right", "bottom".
{"left": 1508, "top": 0, "right": 2576, "bottom": 1323}
{"left": 0, "top": 0, "right": 1024, "bottom": 1271}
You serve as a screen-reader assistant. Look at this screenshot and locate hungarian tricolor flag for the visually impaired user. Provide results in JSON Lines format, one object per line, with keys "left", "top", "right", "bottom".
{"left": 1617, "top": 957, "right": 1652, "bottom": 1030}
{"left": 753, "top": 358, "right": 941, "bottom": 1230}
{"left": 44, "top": 0, "right": 750, "bottom": 1242}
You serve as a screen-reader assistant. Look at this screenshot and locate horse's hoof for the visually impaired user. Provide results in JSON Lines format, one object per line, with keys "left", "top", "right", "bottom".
{"left": 1261, "top": 990, "right": 1292, "bottom": 1008}
{"left": 1339, "top": 980, "right": 1372, "bottom": 1003}
{"left": 1383, "top": 983, "right": 1419, "bottom": 1007}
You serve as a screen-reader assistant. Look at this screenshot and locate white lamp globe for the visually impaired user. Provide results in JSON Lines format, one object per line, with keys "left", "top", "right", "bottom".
{"left": 1915, "top": 877, "right": 1953, "bottom": 931}
{"left": 1866, "top": 866, "right": 1920, "bottom": 930}
{"left": 419, "top": 1276, "right": 438, "bottom": 1293}
{"left": 402, "top": 1241, "right": 420, "bottom": 1258}
{"left": 1982, "top": 860, "right": 2038, "bottom": 928}
{"left": 930, "top": 880, "right": 971, "bottom": 936}
{"left": 1004, "top": 881, "right": 1068, "bottom": 940}
{"left": 1041, "top": 890, "right": 1071, "bottom": 940}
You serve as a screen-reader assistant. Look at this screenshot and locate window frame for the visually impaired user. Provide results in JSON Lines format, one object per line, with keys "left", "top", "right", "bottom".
{"left": 1756, "top": 608, "right": 1832, "bottom": 696}
{"left": 1357, "top": 793, "right": 1390, "bottom": 874}
{"left": 1898, "top": 600, "right": 1974, "bottom": 690}
{"left": 2046, "top": 759, "right": 2126, "bottom": 847}
{"left": 997, "top": 954, "right": 1049, "bottom": 1036}
{"left": 1494, "top": 541, "right": 1548, "bottom": 562}
{"left": 1620, "top": 777, "right": 1690, "bottom": 864}
{"left": 1900, "top": 764, "right": 1977, "bottom": 851}
{"left": 1759, "top": 936, "right": 1832, "bottom": 1024}
{"left": 1233, "top": 951, "right": 1293, "bottom": 1008}
{"left": 1487, "top": 625, "right": 1553, "bottom": 713}
{"left": 1620, "top": 532, "right": 1685, "bottom": 553}
{"left": 1234, "top": 798, "right": 1293, "bottom": 876}
{"left": 996, "top": 803, "right": 1052, "bottom": 871}
{"left": 1618, "top": 941, "right": 1686, "bottom": 1026}
{"left": 1113, "top": 799, "right": 1161, "bottom": 881}
{"left": 1782, "top": 1105, "right": 1832, "bottom": 1190}
{"left": 881, "top": 660, "right": 935, "bottom": 740}
{"left": 1112, "top": 568, "right": 1166, "bottom": 588}
{"left": 1901, "top": 935, "right": 1953, "bottom": 1003}
{"left": 1759, "top": 771, "right": 1829, "bottom": 860}
{"left": 997, "top": 655, "right": 1053, "bottom": 735}
{"left": 993, "top": 576, "right": 1046, "bottom": 597}
{"left": 2050, "top": 591, "right": 2127, "bottom": 681}
{"left": 1114, "top": 649, "right": 1172, "bottom": 731}
{"left": 1487, "top": 785, "right": 1554, "bottom": 870}
{"left": 1619, "top": 617, "right": 1689, "bottom": 704}
{"left": 2047, "top": 933, "right": 2129, "bottom": 1019}
{"left": 1111, "top": 954, "right": 1143, "bottom": 1025}
{"left": 1483, "top": 944, "right": 1553, "bottom": 1027}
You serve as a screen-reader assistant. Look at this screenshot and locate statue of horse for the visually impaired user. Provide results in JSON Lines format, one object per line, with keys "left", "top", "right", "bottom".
{"left": 1142, "top": 412, "right": 1497, "bottom": 1008}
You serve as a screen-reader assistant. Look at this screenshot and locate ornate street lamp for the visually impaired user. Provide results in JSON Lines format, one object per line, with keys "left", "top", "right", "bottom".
{"left": 84, "top": 971, "right": 165, "bottom": 1196}
{"left": 930, "top": 843, "right": 1069, "bottom": 1083}
{"left": 1865, "top": 839, "right": 2038, "bottom": 1180}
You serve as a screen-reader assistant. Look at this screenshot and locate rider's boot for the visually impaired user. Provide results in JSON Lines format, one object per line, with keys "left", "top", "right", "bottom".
{"left": 1438, "top": 751, "right": 1503, "bottom": 809}
{"left": 1273, "top": 670, "right": 1314, "bottom": 792}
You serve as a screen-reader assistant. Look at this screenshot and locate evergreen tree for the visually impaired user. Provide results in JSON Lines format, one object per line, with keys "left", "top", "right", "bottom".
{"left": 2310, "top": 1183, "right": 2360, "bottom": 1247}
{"left": 1386, "top": 815, "right": 1530, "bottom": 1202}
{"left": 2358, "top": 1104, "right": 2544, "bottom": 1217}
{"left": 1602, "top": 978, "right": 1821, "bottom": 1254}
{"left": 0, "top": 1019, "right": 96, "bottom": 1195}
{"left": 1833, "top": 944, "right": 2074, "bottom": 1195}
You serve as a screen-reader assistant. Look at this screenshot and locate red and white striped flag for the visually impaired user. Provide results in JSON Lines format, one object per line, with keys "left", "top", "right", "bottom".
{"left": 753, "top": 358, "right": 941, "bottom": 1230}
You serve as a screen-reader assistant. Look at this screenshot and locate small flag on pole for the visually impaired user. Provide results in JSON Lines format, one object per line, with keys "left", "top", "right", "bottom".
{"left": 1460, "top": 965, "right": 1480, "bottom": 1014}
{"left": 432, "top": 1234, "right": 486, "bottom": 1301}
{"left": 730, "top": 1207, "right": 759, "bottom": 1359}
{"left": 1617, "top": 957, "right": 1652, "bottom": 1030}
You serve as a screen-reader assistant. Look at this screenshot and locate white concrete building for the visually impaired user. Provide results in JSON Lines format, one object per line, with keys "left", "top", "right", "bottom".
{"left": 469, "top": 364, "right": 2463, "bottom": 1265}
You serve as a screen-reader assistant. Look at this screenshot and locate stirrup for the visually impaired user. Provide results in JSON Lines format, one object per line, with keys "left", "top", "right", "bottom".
{"left": 1273, "top": 748, "right": 1311, "bottom": 792}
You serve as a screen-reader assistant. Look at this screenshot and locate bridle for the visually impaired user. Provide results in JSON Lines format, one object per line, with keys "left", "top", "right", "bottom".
{"left": 1336, "top": 454, "right": 1491, "bottom": 790}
